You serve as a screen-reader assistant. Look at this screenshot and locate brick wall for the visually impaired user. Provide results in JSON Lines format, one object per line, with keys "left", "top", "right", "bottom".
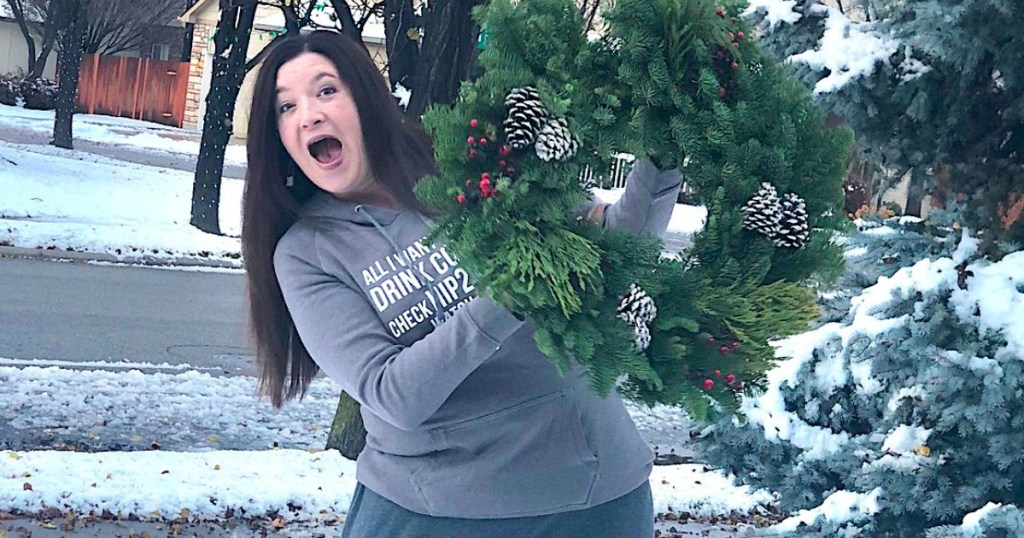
{"left": 183, "top": 22, "right": 212, "bottom": 130}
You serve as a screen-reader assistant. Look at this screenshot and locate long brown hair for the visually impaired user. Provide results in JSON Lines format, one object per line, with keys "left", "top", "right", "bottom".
{"left": 242, "top": 30, "right": 437, "bottom": 408}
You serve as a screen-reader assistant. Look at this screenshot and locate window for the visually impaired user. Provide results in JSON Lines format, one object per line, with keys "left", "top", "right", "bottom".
{"left": 152, "top": 44, "right": 171, "bottom": 61}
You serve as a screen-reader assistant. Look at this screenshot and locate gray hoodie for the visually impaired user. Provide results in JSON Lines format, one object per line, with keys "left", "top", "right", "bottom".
{"left": 274, "top": 159, "right": 682, "bottom": 519}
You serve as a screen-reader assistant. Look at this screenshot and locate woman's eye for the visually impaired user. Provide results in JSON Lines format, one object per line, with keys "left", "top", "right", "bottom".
{"left": 319, "top": 86, "right": 337, "bottom": 97}
{"left": 277, "top": 103, "right": 294, "bottom": 114}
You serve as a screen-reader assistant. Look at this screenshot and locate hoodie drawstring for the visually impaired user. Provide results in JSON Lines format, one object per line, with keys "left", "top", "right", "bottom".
{"left": 356, "top": 205, "right": 445, "bottom": 327}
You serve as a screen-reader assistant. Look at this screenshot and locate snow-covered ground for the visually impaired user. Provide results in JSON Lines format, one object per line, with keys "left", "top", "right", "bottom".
{"left": 1, "top": 447, "right": 771, "bottom": 525}
{"left": 0, "top": 104, "right": 248, "bottom": 167}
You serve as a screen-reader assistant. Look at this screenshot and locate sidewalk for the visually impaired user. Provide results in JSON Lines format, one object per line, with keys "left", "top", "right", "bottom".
{"left": 0, "top": 123, "right": 248, "bottom": 181}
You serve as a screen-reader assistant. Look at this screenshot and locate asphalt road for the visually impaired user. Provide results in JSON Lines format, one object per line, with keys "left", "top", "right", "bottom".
{"left": 0, "top": 255, "right": 253, "bottom": 374}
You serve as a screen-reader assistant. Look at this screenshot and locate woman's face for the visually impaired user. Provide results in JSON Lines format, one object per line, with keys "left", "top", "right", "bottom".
{"left": 275, "top": 52, "right": 373, "bottom": 198}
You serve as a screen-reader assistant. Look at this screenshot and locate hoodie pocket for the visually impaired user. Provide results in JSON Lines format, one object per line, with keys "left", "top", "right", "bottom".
{"left": 410, "top": 388, "right": 599, "bottom": 518}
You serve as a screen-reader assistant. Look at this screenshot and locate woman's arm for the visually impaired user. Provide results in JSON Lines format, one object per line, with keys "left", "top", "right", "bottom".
{"left": 274, "top": 229, "right": 524, "bottom": 431}
{"left": 579, "top": 158, "right": 684, "bottom": 236}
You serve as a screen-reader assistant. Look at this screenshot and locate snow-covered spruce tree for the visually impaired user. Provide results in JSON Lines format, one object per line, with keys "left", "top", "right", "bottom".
{"left": 415, "top": 0, "right": 852, "bottom": 419}
{"left": 700, "top": 235, "right": 1024, "bottom": 536}
{"left": 745, "top": 0, "right": 1024, "bottom": 257}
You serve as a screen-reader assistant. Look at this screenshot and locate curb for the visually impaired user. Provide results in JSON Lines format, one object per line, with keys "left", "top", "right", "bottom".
{"left": 0, "top": 245, "right": 243, "bottom": 270}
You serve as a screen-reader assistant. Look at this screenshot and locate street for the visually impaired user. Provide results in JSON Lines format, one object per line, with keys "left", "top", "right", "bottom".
{"left": 0, "top": 255, "right": 251, "bottom": 373}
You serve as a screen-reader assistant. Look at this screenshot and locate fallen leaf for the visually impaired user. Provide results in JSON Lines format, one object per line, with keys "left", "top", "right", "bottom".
{"left": 271, "top": 516, "right": 286, "bottom": 529}
{"left": 179, "top": 508, "right": 190, "bottom": 521}
{"left": 131, "top": 435, "right": 143, "bottom": 443}
{"left": 40, "top": 523, "right": 56, "bottom": 529}
{"left": 20, "top": 472, "right": 30, "bottom": 478}
{"left": 8, "top": 453, "right": 19, "bottom": 460}
{"left": 161, "top": 470, "right": 170, "bottom": 475}
{"left": 214, "top": 464, "right": 221, "bottom": 471}
{"left": 22, "top": 483, "right": 32, "bottom": 491}
{"left": 207, "top": 434, "right": 219, "bottom": 443}
{"left": 86, "top": 432, "right": 99, "bottom": 440}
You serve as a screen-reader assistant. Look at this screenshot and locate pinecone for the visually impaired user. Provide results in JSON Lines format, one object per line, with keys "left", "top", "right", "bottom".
{"left": 503, "top": 87, "right": 548, "bottom": 150}
{"left": 632, "top": 321, "right": 651, "bottom": 351}
{"left": 772, "top": 193, "right": 810, "bottom": 248}
{"left": 535, "top": 117, "right": 579, "bottom": 162}
{"left": 741, "top": 182, "right": 782, "bottom": 237}
{"left": 617, "top": 284, "right": 657, "bottom": 326}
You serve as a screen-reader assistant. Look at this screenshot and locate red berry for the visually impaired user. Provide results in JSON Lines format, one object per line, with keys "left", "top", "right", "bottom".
{"left": 469, "top": 119, "right": 479, "bottom": 128}
{"left": 707, "top": 337, "right": 716, "bottom": 344}
{"left": 499, "top": 145, "right": 511, "bottom": 157}
{"left": 736, "top": 31, "right": 745, "bottom": 40}
{"left": 481, "top": 172, "right": 490, "bottom": 182}
{"left": 506, "top": 166, "right": 516, "bottom": 177}
{"left": 726, "top": 374, "right": 736, "bottom": 384}
{"left": 498, "top": 160, "right": 507, "bottom": 168}
{"left": 731, "top": 341, "right": 740, "bottom": 348}
{"left": 467, "top": 136, "right": 476, "bottom": 145}
{"left": 719, "top": 345, "right": 730, "bottom": 354}
{"left": 731, "top": 62, "right": 739, "bottom": 70}
{"left": 715, "top": 7, "right": 724, "bottom": 17}
{"left": 718, "top": 87, "right": 727, "bottom": 98}
{"left": 457, "top": 194, "right": 466, "bottom": 204}
{"left": 714, "top": 369, "right": 721, "bottom": 377}
{"left": 703, "top": 379, "right": 714, "bottom": 390}
{"left": 479, "top": 138, "right": 488, "bottom": 146}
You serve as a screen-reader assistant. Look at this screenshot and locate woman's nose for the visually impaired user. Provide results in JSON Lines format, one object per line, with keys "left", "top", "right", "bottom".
{"left": 300, "top": 104, "right": 325, "bottom": 129}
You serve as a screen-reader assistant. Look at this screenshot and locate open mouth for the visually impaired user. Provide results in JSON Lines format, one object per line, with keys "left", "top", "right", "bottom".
{"left": 307, "top": 136, "right": 343, "bottom": 165}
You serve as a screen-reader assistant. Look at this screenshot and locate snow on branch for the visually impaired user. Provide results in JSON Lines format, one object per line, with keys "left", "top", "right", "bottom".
{"left": 786, "top": 6, "right": 898, "bottom": 94}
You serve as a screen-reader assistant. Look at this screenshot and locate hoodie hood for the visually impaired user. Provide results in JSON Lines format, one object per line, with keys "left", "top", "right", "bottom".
{"left": 300, "top": 190, "right": 404, "bottom": 227}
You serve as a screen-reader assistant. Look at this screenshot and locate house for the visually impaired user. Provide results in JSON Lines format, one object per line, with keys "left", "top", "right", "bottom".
{"left": 179, "top": 0, "right": 388, "bottom": 139}
{"left": 0, "top": 3, "right": 57, "bottom": 79}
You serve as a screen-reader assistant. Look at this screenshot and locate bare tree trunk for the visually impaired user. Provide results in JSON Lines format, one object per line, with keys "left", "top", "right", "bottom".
{"left": 325, "top": 392, "right": 367, "bottom": 459}
{"left": 52, "top": 0, "right": 86, "bottom": 150}
{"left": 189, "top": 0, "right": 257, "bottom": 234}
{"left": 407, "top": 0, "right": 484, "bottom": 119}
{"left": 6, "top": 0, "right": 38, "bottom": 75}
{"left": 383, "top": 0, "right": 420, "bottom": 108}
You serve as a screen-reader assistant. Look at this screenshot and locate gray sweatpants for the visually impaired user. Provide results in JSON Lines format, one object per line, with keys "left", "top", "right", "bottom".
{"left": 340, "top": 481, "right": 654, "bottom": 538}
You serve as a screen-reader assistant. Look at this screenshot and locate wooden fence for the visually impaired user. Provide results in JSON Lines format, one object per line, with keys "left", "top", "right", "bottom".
{"left": 77, "top": 54, "right": 190, "bottom": 128}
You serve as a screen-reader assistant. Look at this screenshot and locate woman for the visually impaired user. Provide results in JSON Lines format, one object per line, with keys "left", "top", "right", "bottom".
{"left": 242, "top": 30, "right": 683, "bottom": 537}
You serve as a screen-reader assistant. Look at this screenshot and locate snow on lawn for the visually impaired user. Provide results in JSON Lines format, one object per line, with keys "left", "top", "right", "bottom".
{"left": 0, "top": 104, "right": 247, "bottom": 167}
{"left": 0, "top": 140, "right": 705, "bottom": 266}
{"left": 0, "top": 359, "right": 695, "bottom": 458}
{"left": 0, "top": 140, "right": 242, "bottom": 265}
{"left": 0, "top": 449, "right": 772, "bottom": 523}
{"left": 0, "top": 358, "right": 772, "bottom": 523}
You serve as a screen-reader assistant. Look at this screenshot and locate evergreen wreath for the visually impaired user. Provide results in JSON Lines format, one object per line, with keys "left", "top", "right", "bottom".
{"left": 415, "top": 0, "right": 852, "bottom": 420}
